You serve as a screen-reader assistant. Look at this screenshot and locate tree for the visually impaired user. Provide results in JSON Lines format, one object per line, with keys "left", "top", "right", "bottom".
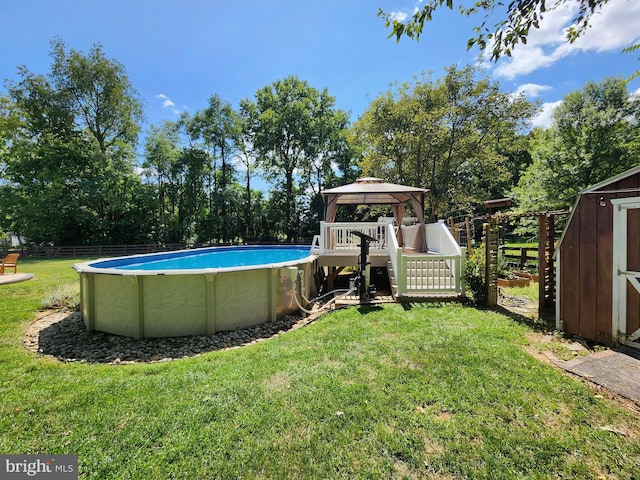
{"left": 243, "top": 76, "right": 351, "bottom": 241}
{"left": 513, "top": 77, "right": 640, "bottom": 213}
{"left": 143, "top": 121, "right": 183, "bottom": 242}
{"left": 180, "top": 95, "right": 241, "bottom": 242}
{"left": 182, "top": 95, "right": 241, "bottom": 243}
{"left": 143, "top": 114, "right": 272, "bottom": 244}
{"left": 379, "top": 0, "right": 610, "bottom": 61}
{"left": 48, "top": 38, "right": 143, "bottom": 154}
{"left": 0, "top": 39, "right": 147, "bottom": 245}
{"left": 0, "top": 96, "right": 18, "bottom": 172}
{"left": 143, "top": 122, "right": 214, "bottom": 244}
{"left": 237, "top": 100, "right": 262, "bottom": 241}
{"left": 352, "top": 65, "right": 537, "bottom": 216}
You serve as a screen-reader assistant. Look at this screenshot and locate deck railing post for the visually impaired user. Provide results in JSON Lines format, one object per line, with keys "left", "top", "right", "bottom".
{"left": 398, "top": 251, "right": 407, "bottom": 296}
{"left": 459, "top": 247, "right": 467, "bottom": 296}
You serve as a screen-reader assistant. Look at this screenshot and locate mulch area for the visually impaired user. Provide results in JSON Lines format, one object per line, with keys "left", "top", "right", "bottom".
{"left": 22, "top": 309, "right": 324, "bottom": 365}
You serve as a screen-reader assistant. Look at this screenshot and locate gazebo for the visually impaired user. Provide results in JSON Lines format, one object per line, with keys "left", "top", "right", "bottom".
{"left": 321, "top": 177, "right": 429, "bottom": 252}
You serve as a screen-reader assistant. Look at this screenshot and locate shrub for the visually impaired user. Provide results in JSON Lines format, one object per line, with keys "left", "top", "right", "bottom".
{"left": 41, "top": 283, "right": 80, "bottom": 311}
{"left": 463, "top": 247, "right": 487, "bottom": 306}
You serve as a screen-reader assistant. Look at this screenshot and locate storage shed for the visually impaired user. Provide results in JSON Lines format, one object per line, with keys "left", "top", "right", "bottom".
{"left": 557, "top": 165, "right": 640, "bottom": 348}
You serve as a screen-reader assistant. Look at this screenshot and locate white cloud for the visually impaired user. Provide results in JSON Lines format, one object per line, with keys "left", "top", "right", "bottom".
{"left": 492, "top": 0, "right": 640, "bottom": 80}
{"left": 531, "top": 100, "right": 563, "bottom": 129}
{"left": 515, "top": 83, "right": 553, "bottom": 97}
{"left": 389, "top": 10, "right": 408, "bottom": 22}
{"left": 155, "top": 93, "right": 180, "bottom": 115}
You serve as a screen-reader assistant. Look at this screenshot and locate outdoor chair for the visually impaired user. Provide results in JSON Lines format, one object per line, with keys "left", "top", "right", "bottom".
{"left": 0, "top": 253, "right": 19, "bottom": 274}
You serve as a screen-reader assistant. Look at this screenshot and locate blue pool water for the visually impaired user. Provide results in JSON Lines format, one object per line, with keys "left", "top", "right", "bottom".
{"left": 89, "top": 246, "right": 312, "bottom": 271}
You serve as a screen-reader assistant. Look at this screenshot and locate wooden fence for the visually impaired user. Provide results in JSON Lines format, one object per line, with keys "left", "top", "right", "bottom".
{"left": 15, "top": 244, "right": 196, "bottom": 258}
{"left": 499, "top": 246, "right": 538, "bottom": 271}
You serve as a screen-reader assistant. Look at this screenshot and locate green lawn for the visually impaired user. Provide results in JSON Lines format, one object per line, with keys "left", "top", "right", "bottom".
{"left": 1, "top": 259, "right": 639, "bottom": 479}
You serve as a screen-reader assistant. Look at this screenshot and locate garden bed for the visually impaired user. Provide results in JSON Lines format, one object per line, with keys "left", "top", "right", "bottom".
{"left": 498, "top": 276, "right": 530, "bottom": 287}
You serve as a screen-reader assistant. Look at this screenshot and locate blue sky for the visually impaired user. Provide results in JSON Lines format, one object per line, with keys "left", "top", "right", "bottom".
{"left": 2, "top": 0, "right": 639, "bottom": 133}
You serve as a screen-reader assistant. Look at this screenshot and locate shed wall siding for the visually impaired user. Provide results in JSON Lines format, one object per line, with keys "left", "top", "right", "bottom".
{"left": 560, "top": 205, "right": 581, "bottom": 336}
{"left": 595, "top": 192, "right": 613, "bottom": 344}
{"left": 578, "top": 196, "right": 598, "bottom": 340}
{"left": 559, "top": 170, "right": 640, "bottom": 345}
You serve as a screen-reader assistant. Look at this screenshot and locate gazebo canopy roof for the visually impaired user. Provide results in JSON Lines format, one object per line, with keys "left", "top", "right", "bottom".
{"left": 321, "top": 177, "right": 429, "bottom": 205}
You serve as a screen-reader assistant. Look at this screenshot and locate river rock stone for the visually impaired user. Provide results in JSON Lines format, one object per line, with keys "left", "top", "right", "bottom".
{"left": 23, "top": 309, "right": 323, "bottom": 365}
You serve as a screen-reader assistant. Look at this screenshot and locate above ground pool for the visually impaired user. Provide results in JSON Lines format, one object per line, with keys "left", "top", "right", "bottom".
{"left": 88, "top": 246, "right": 313, "bottom": 272}
{"left": 74, "top": 246, "right": 318, "bottom": 339}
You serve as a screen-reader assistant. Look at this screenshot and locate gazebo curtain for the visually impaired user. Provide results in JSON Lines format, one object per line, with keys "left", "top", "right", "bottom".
{"left": 324, "top": 195, "right": 339, "bottom": 223}
{"left": 391, "top": 203, "right": 405, "bottom": 247}
{"left": 409, "top": 193, "right": 428, "bottom": 252}
{"left": 322, "top": 188, "right": 429, "bottom": 252}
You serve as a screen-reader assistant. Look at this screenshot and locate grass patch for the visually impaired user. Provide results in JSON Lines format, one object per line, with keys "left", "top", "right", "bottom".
{"left": 501, "top": 282, "right": 539, "bottom": 303}
{"left": 1, "top": 259, "right": 639, "bottom": 478}
{"left": 503, "top": 242, "right": 537, "bottom": 249}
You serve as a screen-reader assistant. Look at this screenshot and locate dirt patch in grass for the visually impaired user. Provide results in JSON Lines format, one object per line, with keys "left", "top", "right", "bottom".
{"left": 265, "top": 372, "right": 291, "bottom": 392}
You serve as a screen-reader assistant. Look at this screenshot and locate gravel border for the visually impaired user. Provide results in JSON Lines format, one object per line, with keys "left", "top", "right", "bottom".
{"left": 23, "top": 309, "right": 320, "bottom": 365}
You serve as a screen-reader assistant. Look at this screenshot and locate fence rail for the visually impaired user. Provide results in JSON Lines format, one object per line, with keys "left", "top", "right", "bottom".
{"left": 499, "top": 245, "right": 538, "bottom": 271}
{"left": 318, "top": 222, "right": 388, "bottom": 253}
{"left": 399, "top": 254, "right": 464, "bottom": 295}
{"left": 14, "top": 244, "right": 200, "bottom": 258}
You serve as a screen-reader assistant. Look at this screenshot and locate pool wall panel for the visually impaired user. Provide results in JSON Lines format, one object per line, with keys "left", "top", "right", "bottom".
{"left": 79, "top": 273, "right": 91, "bottom": 331}
{"left": 142, "top": 275, "right": 207, "bottom": 337}
{"left": 213, "top": 269, "right": 270, "bottom": 331}
{"left": 93, "top": 275, "right": 140, "bottom": 338}
{"left": 75, "top": 254, "right": 317, "bottom": 339}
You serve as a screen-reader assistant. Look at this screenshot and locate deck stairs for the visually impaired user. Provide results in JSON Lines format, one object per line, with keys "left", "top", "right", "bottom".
{"left": 387, "top": 258, "right": 459, "bottom": 300}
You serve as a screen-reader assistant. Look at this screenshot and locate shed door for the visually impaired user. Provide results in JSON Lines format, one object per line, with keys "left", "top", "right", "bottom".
{"left": 612, "top": 199, "right": 640, "bottom": 349}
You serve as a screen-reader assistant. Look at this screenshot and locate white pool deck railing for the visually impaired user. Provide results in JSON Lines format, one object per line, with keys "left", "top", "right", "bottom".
{"left": 312, "top": 221, "right": 466, "bottom": 298}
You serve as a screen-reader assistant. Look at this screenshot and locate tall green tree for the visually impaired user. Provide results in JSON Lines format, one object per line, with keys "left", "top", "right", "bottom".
{"left": 513, "top": 77, "right": 640, "bottom": 212}
{"left": 243, "top": 76, "right": 351, "bottom": 241}
{"left": 143, "top": 122, "right": 214, "bottom": 244}
{"left": 0, "top": 39, "right": 147, "bottom": 245}
{"left": 48, "top": 38, "right": 143, "bottom": 154}
{"left": 352, "top": 65, "right": 537, "bottom": 216}
{"left": 237, "top": 100, "right": 262, "bottom": 241}
{"left": 143, "top": 121, "right": 183, "bottom": 242}
{"left": 380, "top": 0, "right": 611, "bottom": 61}
{"left": 143, "top": 114, "right": 271, "bottom": 245}
{"left": 182, "top": 95, "right": 240, "bottom": 243}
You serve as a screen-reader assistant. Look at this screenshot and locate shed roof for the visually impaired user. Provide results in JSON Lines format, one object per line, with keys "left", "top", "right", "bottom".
{"left": 320, "top": 177, "right": 429, "bottom": 205}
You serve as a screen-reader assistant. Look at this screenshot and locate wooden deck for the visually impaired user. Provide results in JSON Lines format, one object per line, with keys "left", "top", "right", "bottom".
{"left": 333, "top": 293, "right": 396, "bottom": 307}
{"left": 313, "top": 221, "right": 466, "bottom": 301}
